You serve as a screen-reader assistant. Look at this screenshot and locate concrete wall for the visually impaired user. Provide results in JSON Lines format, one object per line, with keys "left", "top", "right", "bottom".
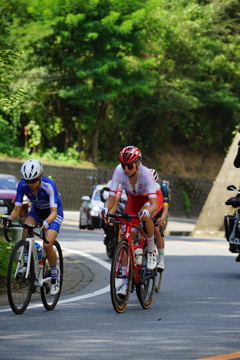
{"left": 0, "top": 159, "right": 213, "bottom": 218}
{"left": 193, "top": 133, "right": 239, "bottom": 238}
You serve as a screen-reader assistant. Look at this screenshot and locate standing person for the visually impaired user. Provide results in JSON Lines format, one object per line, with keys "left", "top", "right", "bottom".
{"left": 150, "top": 169, "right": 169, "bottom": 271}
{"left": 4, "top": 159, "right": 64, "bottom": 295}
{"left": 101, "top": 146, "right": 164, "bottom": 271}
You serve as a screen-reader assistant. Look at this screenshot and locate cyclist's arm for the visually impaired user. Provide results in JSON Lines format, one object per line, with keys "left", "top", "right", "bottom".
{"left": 44, "top": 207, "right": 57, "bottom": 225}
{"left": 9, "top": 205, "right": 22, "bottom": 221}
{"left": 143, "top": 197, "right": 158, "bottom": 218}
{"left": 104, "top": 194, "right": 117, "bottom": 212}
{"left": 159, "top": 203, "right": 169, "bottom": 222}
{"left": 109, "top": 192, "right": 121, "bottom": 213}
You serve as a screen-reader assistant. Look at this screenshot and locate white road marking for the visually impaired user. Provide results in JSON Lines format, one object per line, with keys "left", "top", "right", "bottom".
{"left": 0, "top": 248, "right": 111, "bottom": 313}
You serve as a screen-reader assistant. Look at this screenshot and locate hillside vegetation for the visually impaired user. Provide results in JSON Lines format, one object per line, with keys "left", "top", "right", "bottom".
{"left": 1, "top": 0, "right": 240, "bottom": 170}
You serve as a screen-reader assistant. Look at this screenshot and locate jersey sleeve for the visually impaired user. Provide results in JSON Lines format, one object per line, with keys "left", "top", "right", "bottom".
{"left": 109, "top": 165, "right": 122, "bottom": 197}
{"left": 48, "top": 182, "right": 58, "bottom": 208}
{"left": 14, "top": 181, "right": 25, "bottom": 207}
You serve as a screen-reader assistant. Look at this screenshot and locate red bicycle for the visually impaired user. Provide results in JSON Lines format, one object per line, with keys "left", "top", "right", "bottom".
{"left": 107, "top": 212, "right": 156, "bottom": 313}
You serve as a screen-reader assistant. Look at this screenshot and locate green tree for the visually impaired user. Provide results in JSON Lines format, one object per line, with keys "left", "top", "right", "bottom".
{"left": 6, "top": 0, "right": 158, "bottom": 161}
{"left": 104, "top": 0, "right": 240, "bottom": 159}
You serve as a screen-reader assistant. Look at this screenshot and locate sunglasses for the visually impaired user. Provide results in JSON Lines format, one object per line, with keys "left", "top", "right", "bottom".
{"left": 121, "top": 162, "right": 136, "bottom": 170}
{"left": 24, "top": 178, "right": 40, "bottom": 184}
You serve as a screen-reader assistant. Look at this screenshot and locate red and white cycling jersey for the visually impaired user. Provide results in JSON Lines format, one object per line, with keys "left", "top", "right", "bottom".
{"left": 109, "top": 164, "right": 163, "bottom": 218}
{"left": 110, "top": 164, "right": 156, "bottom": 198}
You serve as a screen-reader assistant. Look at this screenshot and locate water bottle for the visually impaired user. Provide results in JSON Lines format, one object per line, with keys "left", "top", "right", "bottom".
{"left": 35, "top": 243, "right": 42, "bottom": 260}
{"left": 134, "top": 247, "right": 143, "bottom": 265}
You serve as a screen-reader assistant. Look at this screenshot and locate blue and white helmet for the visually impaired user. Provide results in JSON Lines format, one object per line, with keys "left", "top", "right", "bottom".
{"left": 20, "top": 159, "right": 43, "bottom": 180}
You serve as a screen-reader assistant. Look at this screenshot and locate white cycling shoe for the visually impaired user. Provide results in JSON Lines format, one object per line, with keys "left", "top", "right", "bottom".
{"left": 157, "top": 261, "right": 165, "bottom": 271}
{"left": 50, "top": 277, "right": 60, "bottom": 296}
{"left": 116, "top": 284, "right": 128, "bottom": 298}
{"left": 147, "top": 251, "right": 157, "bottom": 270}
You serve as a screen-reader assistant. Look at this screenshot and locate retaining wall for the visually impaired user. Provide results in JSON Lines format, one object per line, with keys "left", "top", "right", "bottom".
{"left": 0, "top": 160, "right": 212, "bottom": 219}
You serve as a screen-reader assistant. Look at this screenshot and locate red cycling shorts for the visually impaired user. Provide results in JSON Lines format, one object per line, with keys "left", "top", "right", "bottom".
{"left": 124, "top": 190, "right": 164, "bottom": 225}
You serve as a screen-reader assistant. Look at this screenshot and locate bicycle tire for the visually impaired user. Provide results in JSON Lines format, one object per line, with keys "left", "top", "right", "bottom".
{"left": 41, "top": 240, "right": 63, "bottom": 310}
{"left": 136, "top": 245, "right": 155, "bottom": 309}
{"left": 7, "top": 240, "right": 34, "bottom": 314}
{"left": 155, "top": 268, "right": 163, "bottom": 292}
{"left": 110, "top": 239, "right": 132, "bottom": 313}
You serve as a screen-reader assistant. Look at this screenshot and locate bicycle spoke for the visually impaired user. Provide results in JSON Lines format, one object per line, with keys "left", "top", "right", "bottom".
{"left": 7, "top": 240, "right": 34, "bottom": 314}
{"left": 110, "top": 239, "right": 132, "bottom": 313}
{"left": 136, "top": 245, "right": 155, "bottom": 309}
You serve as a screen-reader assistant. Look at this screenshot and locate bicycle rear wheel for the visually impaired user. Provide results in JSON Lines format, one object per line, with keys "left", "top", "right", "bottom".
{"left": 110, "top": 239, "right": 132, "bottom": 313}
{"left": 7, "top": 240, "right": 34, "bottom": 314}
{"left": 136, "top": 245, "right": 156, "bottom": 309}
{"left": 41, "top": 240, "right": 63, "bottom": 310}
{"left": 155, "top": 268, "right": 163, "bottom": 292}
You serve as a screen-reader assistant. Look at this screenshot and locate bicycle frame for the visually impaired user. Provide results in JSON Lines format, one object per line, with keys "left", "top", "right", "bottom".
{"left": 109, "top": 213, "right": 148, "bottom": 283}
{"left": 22, "top": 237, "right": 51, "bottom": 288}
{"left": 124, "top": 221, "right": 147, "bottom": 284}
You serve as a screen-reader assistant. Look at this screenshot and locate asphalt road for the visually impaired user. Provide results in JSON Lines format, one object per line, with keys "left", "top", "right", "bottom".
{"left": 1, "top": 219, "right": 240, "bottom": 360}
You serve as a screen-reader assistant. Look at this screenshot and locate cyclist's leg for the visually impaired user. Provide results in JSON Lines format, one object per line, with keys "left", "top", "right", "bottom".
{"left": 41, "top": 239, "right": 63, "bottom": 310}
{"left": 125, "top": 195, "right": 157, "bottom": 269}
{"left": 23, "top": 211, "right": 38, "bottom": 238}
{"left": 43, "top": 214, "right": 63, "bottom": 295}
{"left": 20, "top": 213, "right": 38, "bottom": 268}
{"left": 154, "top": 225, "right": 165, "bottom": 269}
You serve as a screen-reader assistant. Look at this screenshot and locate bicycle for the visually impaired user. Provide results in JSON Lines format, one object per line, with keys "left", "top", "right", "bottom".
{"left": 2, "top": 222, "right": 63, "bottom": 314}
{"left": 106, "top": 212, "right": 156, "bottom": 313}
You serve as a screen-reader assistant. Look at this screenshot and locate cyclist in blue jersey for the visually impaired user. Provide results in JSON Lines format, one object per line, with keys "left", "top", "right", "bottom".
{"left": 4, "top": 159, "right": 64, "bottom": 296}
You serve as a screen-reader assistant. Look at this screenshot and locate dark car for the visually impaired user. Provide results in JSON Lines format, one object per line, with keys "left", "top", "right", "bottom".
{"left": 0, "top": 174, "right": 29, "bottom": 217}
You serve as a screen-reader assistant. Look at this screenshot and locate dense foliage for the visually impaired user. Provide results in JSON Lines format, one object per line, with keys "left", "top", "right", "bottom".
{"left": 0, "top": 0, "right": 240, "bottom": 164}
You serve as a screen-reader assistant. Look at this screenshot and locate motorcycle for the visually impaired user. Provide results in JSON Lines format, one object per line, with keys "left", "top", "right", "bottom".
{"left": 100, "top": 185, "right": 126, "bottom": 259}
{"left": 224, "top": 185, "right": 240, "bottom": 257}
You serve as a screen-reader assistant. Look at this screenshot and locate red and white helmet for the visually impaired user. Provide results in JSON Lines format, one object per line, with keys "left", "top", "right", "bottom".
{"left": 119, "top": 146, "right": 142, "bottom": 164}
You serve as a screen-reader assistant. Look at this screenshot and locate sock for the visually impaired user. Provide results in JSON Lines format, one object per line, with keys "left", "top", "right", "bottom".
{"left": 158, "top": 248, "right": 165, "bottom": 264}
{"left": 50, "top": 265, "right": 58, "bottom": 280}
{"left": 121, "top": 266, "right": 128, "bottom": 285}
{"left": 146, "top": 236, "right": 155, "bottom": 252}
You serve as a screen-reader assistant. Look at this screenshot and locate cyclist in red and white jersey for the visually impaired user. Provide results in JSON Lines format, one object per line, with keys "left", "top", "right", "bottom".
{"left": 101, "top": 146, "right": 163, "bottom": 271}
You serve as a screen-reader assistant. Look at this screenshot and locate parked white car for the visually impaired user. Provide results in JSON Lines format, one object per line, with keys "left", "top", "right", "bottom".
{"left": 79, "top": 184, "right": 106, "bottom": 230}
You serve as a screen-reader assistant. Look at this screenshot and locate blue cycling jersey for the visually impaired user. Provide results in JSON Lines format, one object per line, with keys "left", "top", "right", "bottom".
{"left": 15, "top": 175, "right": 63, "bottom": 211}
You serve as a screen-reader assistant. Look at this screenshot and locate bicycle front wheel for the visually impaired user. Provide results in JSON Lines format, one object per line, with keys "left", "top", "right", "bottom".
{"left": 7, "top": 240, "right": 34, "bottom": 314}
{"left": 110, "top": 239, "right": 132, "bottom": 313}
{"left": 136, "top": 245, "right": 156, "bottom": 309}
{"left": 41, "top": 240, "right": 63, "bottom": 310}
